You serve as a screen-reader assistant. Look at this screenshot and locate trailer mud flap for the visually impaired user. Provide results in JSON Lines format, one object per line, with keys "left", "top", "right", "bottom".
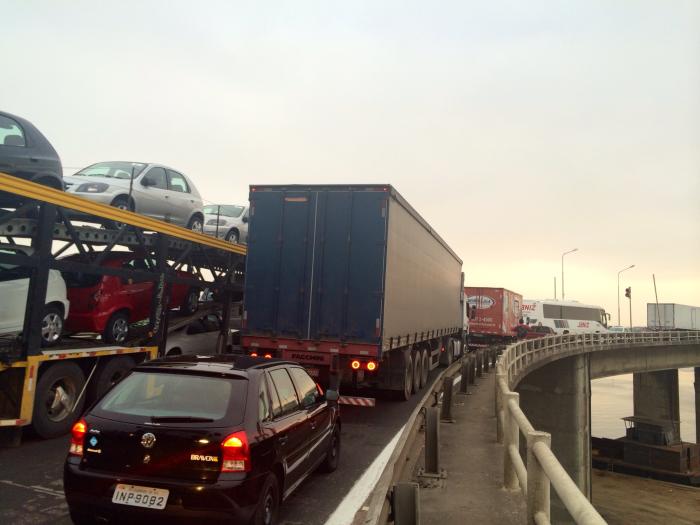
{"left": 339, "top": 395, "right": 376, "bottom": 407}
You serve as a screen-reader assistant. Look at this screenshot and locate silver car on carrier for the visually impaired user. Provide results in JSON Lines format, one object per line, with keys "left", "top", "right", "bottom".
{"left": 65, "top": 161, "right": 205, "bottom": 231}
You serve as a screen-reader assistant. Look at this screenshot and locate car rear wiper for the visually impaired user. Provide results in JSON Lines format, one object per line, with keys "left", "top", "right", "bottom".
{"left": 149, "top": 416, "right": 215, "bottom": 423}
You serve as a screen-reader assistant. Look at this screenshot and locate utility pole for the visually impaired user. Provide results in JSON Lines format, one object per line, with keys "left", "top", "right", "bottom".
{"left": 554, "top": 276, "right": 557, "bottom": 300}
{"left": 561, "top": 248, "right": 578, "bottom": 301}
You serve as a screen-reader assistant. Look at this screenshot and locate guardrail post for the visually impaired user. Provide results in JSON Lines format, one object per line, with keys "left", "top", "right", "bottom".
{"left": 424, "top": 407, "right": 440, "bottom": 475}
{"left": 484, "top": 349, "right": 491, "bottom": 372}
{"left": 495, "top": 371, "right": 507, "bottom": 444}
{"left": 526, "top": 431, "right": 551, "bottom": 525}
{"left": 392, "top": 482, "right": 421, "bottom": 525}
{"left": 476, "top": 350, "right": 483, "bottom": 378}
{"left": 440, "top": 375, "right": 455, "bottom": 422}
{"left": 491, "top": 348, "right": 497, "bottom": 368}
{"left": 459, "top": 359, "right": 470, "bottom": 395}
{"left": 503, "top": 392, "right": 520, "bottom": 491}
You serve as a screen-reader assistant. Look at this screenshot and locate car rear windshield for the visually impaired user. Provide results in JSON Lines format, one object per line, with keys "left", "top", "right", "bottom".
{"left": 61, "top": 271, "right": 102, "bottom": 288}
{"left": 94, "top": 371, "right": 246, "bottom": 426}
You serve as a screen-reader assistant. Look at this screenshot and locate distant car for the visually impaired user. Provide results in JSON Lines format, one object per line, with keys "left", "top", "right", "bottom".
{"left": 203, "top": 204, "right": 249, "bottom": 244}
{"left": 64, "top": 162, "right": 205, "bottom": 231}
{"left": 64, "top": 355, "right": 341, "bottom": 525}
{"left": 0, "top": 244, "right": 69, "bottom": 346}
{"left": 62, "top": 252, "right": 200, "bottom": 344}
{"left": 165, "top": 313, "right": 239, "bottom": 356}
{"left": 0, "top": 111, "right": 63, "bottom": 206}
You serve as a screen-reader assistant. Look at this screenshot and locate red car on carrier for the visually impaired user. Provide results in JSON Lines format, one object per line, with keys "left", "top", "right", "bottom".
{"left": 62, "top": 253, "right": 199, "bottom": 343}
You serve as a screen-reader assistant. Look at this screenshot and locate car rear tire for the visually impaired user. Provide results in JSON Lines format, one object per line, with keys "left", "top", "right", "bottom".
{"left": 86, "top": 356, "right": 135, "bottom": 402}
{"left": 40, "top": 305, "right": 64, "bottom": 347}
{"left": 398, "top": 350, "right": 413, "bottom": 401}
{"left": 252, "top": 474, "right": 280, "bottom": 525}
{"left": 103, "top": 311, "right": 130, "bottom": 344}
{"left": 181, "top": 288, "right": 199, "bottom": 315}
{"left": 320, "top": 426, "right": 341, "bottom": 473}
{"left": 32, "top": 362, "right": 86, "bottom": 438}
{"left": 225, "top": 229, "right": 239, "bottom": 243}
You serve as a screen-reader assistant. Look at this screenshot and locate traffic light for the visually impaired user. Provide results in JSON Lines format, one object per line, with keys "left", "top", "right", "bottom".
{"left": 625, "top": 287, "right": 631, "bottom": 299}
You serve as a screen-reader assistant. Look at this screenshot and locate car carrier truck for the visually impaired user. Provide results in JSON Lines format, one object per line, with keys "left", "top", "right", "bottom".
{"left": 241, "top": 185, "right": 466, "bottom": 401}
{"left": 0, "top": 171, "right": 245, "bottom": 445}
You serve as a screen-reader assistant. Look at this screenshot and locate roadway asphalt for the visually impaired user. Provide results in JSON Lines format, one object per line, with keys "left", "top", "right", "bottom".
{"left": 0, "top": 369, "right": 442, "bottom": 525}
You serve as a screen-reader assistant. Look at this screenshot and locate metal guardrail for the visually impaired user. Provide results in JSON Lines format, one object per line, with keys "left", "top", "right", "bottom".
{"left": 495, "top": 330, "right": 700, "bottom": 524}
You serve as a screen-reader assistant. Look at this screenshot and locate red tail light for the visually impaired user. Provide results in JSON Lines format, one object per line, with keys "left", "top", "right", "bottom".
{"left": 250, "top": 352, "right": 258, "bottom": 357}
{"left": 366, "top": 361, "right": 377, "bottom": 371}
{"left": 263, "top": 353, "right": 272, "bottom": 359}
{"left": 350, "top": 360, "right": 361, "bottom": 370}
{"left": 69, "top": 418, "right": 87, "bottom": 456}
{"left": 221, "top": 431, "right": 250, "bottom": 472}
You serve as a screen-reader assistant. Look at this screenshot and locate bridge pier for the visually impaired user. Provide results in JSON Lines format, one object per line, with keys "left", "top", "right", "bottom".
{"left": 516, "top": 354, "right": 591, "bottom": 523}
{"left": 632, "top": 369, "right": 681, "bottom": 442}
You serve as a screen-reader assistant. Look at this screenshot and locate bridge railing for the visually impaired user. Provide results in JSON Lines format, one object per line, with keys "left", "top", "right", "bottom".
{"left": 495, "top": 330, "right": 700, "bottom": 525}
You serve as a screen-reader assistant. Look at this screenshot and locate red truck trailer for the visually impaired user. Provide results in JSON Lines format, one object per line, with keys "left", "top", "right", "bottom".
{"left": 465, "top": 287, "right": 522, "bottom": 347}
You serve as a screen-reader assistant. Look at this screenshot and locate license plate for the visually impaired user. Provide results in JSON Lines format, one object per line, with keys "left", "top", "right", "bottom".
{"left": 112, "top": 484, "right": 169, "bottom": 510}
{"left": 306, "top": 368, "right": 320, "bottom": 378}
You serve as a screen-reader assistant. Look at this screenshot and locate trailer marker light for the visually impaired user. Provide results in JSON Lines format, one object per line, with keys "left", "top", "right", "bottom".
{"left": 350, "top": 360, "right": 361, "bottom": 370}
{"left": 250, "top": 352, "right": 258, "bottom": 357}
{"left": 264, "top": 353, "right": 272, "bottom": 359}
{"left": 366, "top": 361, "right": 377, "bottom": 371}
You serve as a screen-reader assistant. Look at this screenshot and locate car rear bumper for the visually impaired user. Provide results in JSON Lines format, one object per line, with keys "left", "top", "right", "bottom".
{"left": 64, "top": 461, "right": 263, "bottom": 523}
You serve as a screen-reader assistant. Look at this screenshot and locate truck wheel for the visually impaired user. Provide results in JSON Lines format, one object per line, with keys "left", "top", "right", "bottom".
{"left": 32, "top": 362, "right": 86, "bottom": 438}
{"left": 103, "top": 311, "right": 129, "bottom": 344}
{"left": 399, "top": 351, "right": 413, "bottom": 401}
{"left": 412, "top": 349, "right": 422, "bottom": 393}
{"left": 420, "top": 349, "right": 429, "bottom": 388}
{"left": 86, "top": 356, "right": 135, "bottom": 402}
{"left": 439, "top": 341, "right": 453, "bottom": 367}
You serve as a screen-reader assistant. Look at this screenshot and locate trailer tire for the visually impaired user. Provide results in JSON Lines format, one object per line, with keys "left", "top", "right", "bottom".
{"left": 412, "top": 348, "right": 421, "bottom": 393}
{"left": 87, "top": 356, "right": 135, "bottom": 402}
{"left": 439, "top": 340, "right": 453, "bottom": 367}
{"left": 398, "top": 351, "right": 413, "bottom": 401}
{"left": 32, "top": 362, "right": 86, "bottom": 438}
{"left": 420, "top": 349, "right": 429, "bottom": 388}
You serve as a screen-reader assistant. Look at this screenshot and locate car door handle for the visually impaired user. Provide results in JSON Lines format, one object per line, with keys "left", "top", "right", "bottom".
{"left": 29, "top": 157, "right": 40, "bottom": 163}
{"left": 310, "top": 421, "right": 317, "bottom": 430}
{"left": 278, "top": 436, "right": 288, "bottom": 445}
{"left": 164, "top": 195, "right": 169, "bottom": 199}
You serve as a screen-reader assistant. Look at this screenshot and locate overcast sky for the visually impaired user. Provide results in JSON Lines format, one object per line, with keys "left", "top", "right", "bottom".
{"left": 3, "top": 1, "right": 699, "bottom": 325}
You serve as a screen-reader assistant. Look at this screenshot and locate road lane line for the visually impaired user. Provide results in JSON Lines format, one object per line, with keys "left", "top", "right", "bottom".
{"left": 0, "top": 479, "right": 64, "bottom": 497}
{"left": 323, "top": 424, "right": 405, "bottom": 525}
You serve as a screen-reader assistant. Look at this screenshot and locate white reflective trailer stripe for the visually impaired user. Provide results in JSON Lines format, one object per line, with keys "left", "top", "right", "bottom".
{"left": 339, "top": 396, "right": 375, "bottom": 407}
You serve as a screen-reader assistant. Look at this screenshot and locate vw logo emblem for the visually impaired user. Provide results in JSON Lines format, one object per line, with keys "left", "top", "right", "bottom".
{"left": 141, "top": 432, "right": 156, "bottom": 449}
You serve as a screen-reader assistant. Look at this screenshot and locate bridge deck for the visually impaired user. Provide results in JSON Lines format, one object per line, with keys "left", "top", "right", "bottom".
{"left": 417, "top": 369, "right": 525, "bottom": 524}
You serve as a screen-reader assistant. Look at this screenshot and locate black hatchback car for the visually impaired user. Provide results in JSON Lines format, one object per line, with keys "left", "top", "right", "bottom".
{"left": 64, "top": 355, "right": 341, "bottom": 525}
{"left": 0, "top": 111, "right": 63, "bottom": 206}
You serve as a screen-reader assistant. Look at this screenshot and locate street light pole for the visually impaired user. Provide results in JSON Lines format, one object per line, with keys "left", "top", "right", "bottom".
{"left": 561, "top": 248, "right": 578, "bottom": 301}
{"left": 617, "top": 264, "right": 635, "bottom": 326}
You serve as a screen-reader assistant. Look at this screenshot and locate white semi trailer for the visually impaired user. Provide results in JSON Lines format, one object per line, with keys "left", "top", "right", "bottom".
{"left": 647, "top": 303, "right": 699, "bottom": 330}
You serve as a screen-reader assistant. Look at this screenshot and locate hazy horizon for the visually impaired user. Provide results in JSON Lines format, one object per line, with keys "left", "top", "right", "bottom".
{"left": 3, "top": 1, "right": 699, "bottom": 324}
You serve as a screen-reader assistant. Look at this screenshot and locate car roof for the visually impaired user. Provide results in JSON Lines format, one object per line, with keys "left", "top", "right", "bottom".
{"left": 135, "top": 354, "right": 299, "bottom": 377}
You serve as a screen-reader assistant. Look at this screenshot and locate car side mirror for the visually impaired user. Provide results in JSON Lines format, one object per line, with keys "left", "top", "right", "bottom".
{"left": 141, "top": 177, "right": 154, "bottom": 187}
{"left": 325, "top": 389, "right": 339, "bottom": 403}
{"left": 302, "top": 393, "right": 317, "bottom": 408}
{"left": 242, "top": 216, "right": 249, "bottom": 224}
